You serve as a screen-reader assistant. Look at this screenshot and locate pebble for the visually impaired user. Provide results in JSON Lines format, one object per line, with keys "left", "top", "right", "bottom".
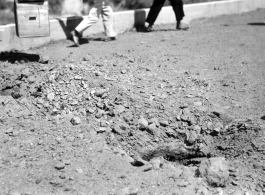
{"left": 193, "top": 125, "right": 201, "bottom": 134}
{"left": 179, "top": 103, "right": 189, "bottom": 109}
{"left": 71, "top": 116, "right": 81, "bottom": 125}
{"left": 94, "top": 88, "right": 108, "bottom": 97}
{"left": 213, "top": 122, "right": 223, "bottom": 134}
{"left": 147, "top": 123, "right": 157, "bottom": 134}
{"left": 120, "top": 187, "right": 139, "bottom": 195}
{"left": 150, "top": 157, "right": 163, "bottom": 170}
{"left": 39, "top": 55, "right": 50, "bottom": 63}
{"left": 138, "top": 117, "right": 148, "bottom": 129}
{"left": 76, "top": 168, "right": 83, "bottom": 174}
{"left": 194, "top": 101, "right": 203, "bottom": 107}
{"left": 159, "top": 120, "right": 169, "bottom": 127}
{"left": 47, "top": 92, "right": 55, "bottom": 101}
{"left": 35, "top": 178, "right": 42, "bottom": 184}
{"left": 121, "top": 69, "right": 127, "bottom": 74}
{"left": 97, "top": 127, "right": 107, "bottom": 133}
{"left": 187, "top": 131, "right": 198, "bottom": 144}
{"left": 115, "top": 105, "right": 125, "bottom": 114}
{"left": 54, "top": 162, "right": 65, "bottom": 170}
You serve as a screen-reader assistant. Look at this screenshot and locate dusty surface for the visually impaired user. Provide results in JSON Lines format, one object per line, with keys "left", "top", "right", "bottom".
{"left": 0, "top": 8, "right": 265, "bottom": 195}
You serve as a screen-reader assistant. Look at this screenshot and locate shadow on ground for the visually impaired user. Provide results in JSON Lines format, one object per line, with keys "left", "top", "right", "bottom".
{"left": 223, "top": 22, "right": 265, "bottom": 27}
{"left": 0, "top": 51, "right": 40, "bottom": 63}
{"left": 247, "top": 22, "right": 265, "bottom": 26}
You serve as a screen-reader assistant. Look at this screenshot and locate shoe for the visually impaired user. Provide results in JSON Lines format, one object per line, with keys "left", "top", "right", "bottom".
{"left": 71, "top": 30, "right": 80, "bottom": 46}
{"left": 176, "top": 22, "right": 189, "bottom": 30}
{"left": 104, "top": 37, "right": 117, "bottom": 42}
{"left": 145, "top": 25, "right": 153, "bottom": 32}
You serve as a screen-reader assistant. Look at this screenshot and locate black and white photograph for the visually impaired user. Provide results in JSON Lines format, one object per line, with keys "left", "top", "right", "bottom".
{"left": 0, "top": 0, "right": 265, "bottom": 194}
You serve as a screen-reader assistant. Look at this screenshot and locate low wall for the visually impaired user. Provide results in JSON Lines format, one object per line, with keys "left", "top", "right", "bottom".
{"left": 0, "top": 0, "right": 265, "bottom": 52}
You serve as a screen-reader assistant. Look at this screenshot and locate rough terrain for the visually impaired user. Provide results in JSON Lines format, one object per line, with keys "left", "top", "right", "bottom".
{"left": 0, "top": 8, "right": 265, "bottom": 195}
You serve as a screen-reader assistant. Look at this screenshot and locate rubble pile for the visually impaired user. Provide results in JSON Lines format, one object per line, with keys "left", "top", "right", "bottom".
{"left": 0, "top": 50, "right": 264, "bottom": 194}
{"left": 0, "top": 52, "right": 237, "bottom": 164}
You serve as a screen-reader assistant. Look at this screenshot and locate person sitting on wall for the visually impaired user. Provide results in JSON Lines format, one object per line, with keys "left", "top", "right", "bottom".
{"left": 145, "top": 0, "right": 189, "bottom": 32}
{"left": 71, "top": 0, "right": 117, "bottom": 47}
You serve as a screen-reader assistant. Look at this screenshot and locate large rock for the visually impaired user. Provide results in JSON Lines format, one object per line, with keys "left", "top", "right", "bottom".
{"left": 198, "top": 157, "right": 229, "bottom": 187}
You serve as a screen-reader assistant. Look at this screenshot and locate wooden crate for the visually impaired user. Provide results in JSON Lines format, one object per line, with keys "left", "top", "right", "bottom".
{"left": 15, "top": 0, "right": 50, "bottom": 37}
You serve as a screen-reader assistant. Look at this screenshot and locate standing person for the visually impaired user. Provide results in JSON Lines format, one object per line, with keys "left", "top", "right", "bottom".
{"left": 71, "top": 0, "right": 117, "bottom": 47}
{"left": 145, "top": 0, "right": 189, "bottom": 32}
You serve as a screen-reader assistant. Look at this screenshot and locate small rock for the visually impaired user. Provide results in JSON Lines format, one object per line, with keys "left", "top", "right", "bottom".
{"left": 138, "top": 117, "right": 148, "bottom": 130}
{"left": 198, "top": 157, "right": 229, "bottom": 187}
{"left": 181, "top": 115, "right": 189, "bottom": 122}
{"left": 39, "top": 55, "right": 50, "bottom": 63}
{"left": 179, "top": 103, "right": 189, "bottom": 109}
{"left": 176, "top": 115, "right": 181, "bottom": 121}
{"left": 193, "top": 125, "right": 201, "bottom": 134}
{"left": 186, "top": 131, "right": 198, "bottom": 144}
{"left": 159, "top": 120, "right": 169, "bottom": 127}
{"left": 71, "top": 117, "right": 81, "bottom": 125}
{"left": 194, "top": 101, "right": 203, "bottom": 107}
{"left": 76, "top": 168, "right": 83, "bottom": 174}
{"left": 95, "top": 109, "right": 105, "bottom": 118}
{"left": 54, "top": 162, "right": 65, "bottom": 170}
{"left": 120, "top": 186, "right": 139, "bottom": 195}
{"left": 150, "top": 157, "right": 163, "bottom": 170}
{"left": 47, "top": 92, "right": 55, "bottom": 101}
{"left": 212, "top": 122, "right": 223, "bottom": 135}
{"left": 94, "top": 88, "right": 108, "bottom": 97}
{"left": 121, "top": 69, "right": 127, "bottom": 74}
{"left": 35, "top": 178, "right": 42, "bottom": 184}
{"left": 147, "top": 123, "right": 157, "bottom": 135}
{"left": 114, "top": 105, "right": 125, "bottom": 115}
{"left": 97, "top": 127, "right": 107, "bottom": 133}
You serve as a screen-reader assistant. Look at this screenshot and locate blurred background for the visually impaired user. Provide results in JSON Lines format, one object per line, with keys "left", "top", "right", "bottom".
{"left": 0, "top": 0, "right": 226, "bottom": 25}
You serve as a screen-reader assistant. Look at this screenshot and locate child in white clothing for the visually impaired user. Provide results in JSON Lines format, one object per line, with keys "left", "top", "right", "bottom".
{"left": 71, "top": 0, "right": 117, "bottom": 46}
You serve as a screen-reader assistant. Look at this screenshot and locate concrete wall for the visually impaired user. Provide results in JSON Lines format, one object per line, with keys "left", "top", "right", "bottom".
{"left": 0, "top": 0, "right": 265, "bottom": 52}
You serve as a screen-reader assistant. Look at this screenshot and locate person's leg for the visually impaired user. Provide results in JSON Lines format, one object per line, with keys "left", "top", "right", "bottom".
{"left": 101, "top": 4, "right": 117, "bottom": 40}
{"left": 71, "top": 6, "right": 101, "bottom": 46}
{"left": 146, "top": 0, "right": 166, "bottom": 28}
{"left": 75, "top": 7, "right": 101, "bottom": 34}
{"left": 169, "top": 0, "right": 188, "bottom": 30}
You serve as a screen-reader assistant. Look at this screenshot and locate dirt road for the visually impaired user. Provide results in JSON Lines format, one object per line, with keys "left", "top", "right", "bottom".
{"left": 0, "top": 8, "right": 265, "bottom": 195}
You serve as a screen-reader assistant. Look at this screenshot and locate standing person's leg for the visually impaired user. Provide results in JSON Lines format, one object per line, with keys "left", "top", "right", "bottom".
{"left": 71, "top": 6, "right": 101, "bottom": 46}
{"left": 169, "top": 0, "right": 189, "bottom": 30}
{"left": 145, "top": 0, "right": 166, "bottom": 31}
{"left": 101, "top": 4, "right": 117, "bottom": 41}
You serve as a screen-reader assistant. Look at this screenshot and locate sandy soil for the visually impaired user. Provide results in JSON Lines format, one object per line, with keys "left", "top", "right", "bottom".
{"left": 0, "top": 8, "right": 265, "bottom": 195}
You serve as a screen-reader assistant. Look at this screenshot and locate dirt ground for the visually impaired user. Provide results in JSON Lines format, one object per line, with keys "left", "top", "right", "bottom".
{"left": 0, "top": 8, "right": 265, "bottom": 195}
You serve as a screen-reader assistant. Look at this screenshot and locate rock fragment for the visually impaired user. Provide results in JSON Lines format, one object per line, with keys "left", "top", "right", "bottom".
{"left": 138, "top": 117, "right": 148, "bottom": 130}
{"left": 54, "top": 162, "right": 65, "bottom": 170}
{"left": 47, "top": 92, "right": 55, "bottom": 101}
{"left": 119, "top": 186, "right": 139, "bottom": 195}
{"left": 70, "top": 116, "right": 81, "bottom": 125}
{"left": 198, "top": 157, "right": 229, "bottom": 187}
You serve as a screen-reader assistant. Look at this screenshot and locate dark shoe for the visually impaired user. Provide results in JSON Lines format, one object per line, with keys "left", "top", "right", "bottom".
{"left": 71, "top": 30, "right": 80, "bottom": 46}
{"left": 176, "top": 22, "right": 189, "bottom": 30}
{"left": 146, "top": 25, "right": 153, "bottom": 32}
{"left": 104, "top": 37, "right": 117, "bottom": 42}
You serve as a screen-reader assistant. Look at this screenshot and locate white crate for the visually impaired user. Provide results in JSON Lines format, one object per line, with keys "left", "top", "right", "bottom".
{"left": 15, "top": 0, "right": 50, "bottom": 37}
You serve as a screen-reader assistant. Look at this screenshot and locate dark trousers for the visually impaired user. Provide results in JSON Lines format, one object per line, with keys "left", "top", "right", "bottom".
{"left": 146, "top": 0, "right": 185, "bottom": 26}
